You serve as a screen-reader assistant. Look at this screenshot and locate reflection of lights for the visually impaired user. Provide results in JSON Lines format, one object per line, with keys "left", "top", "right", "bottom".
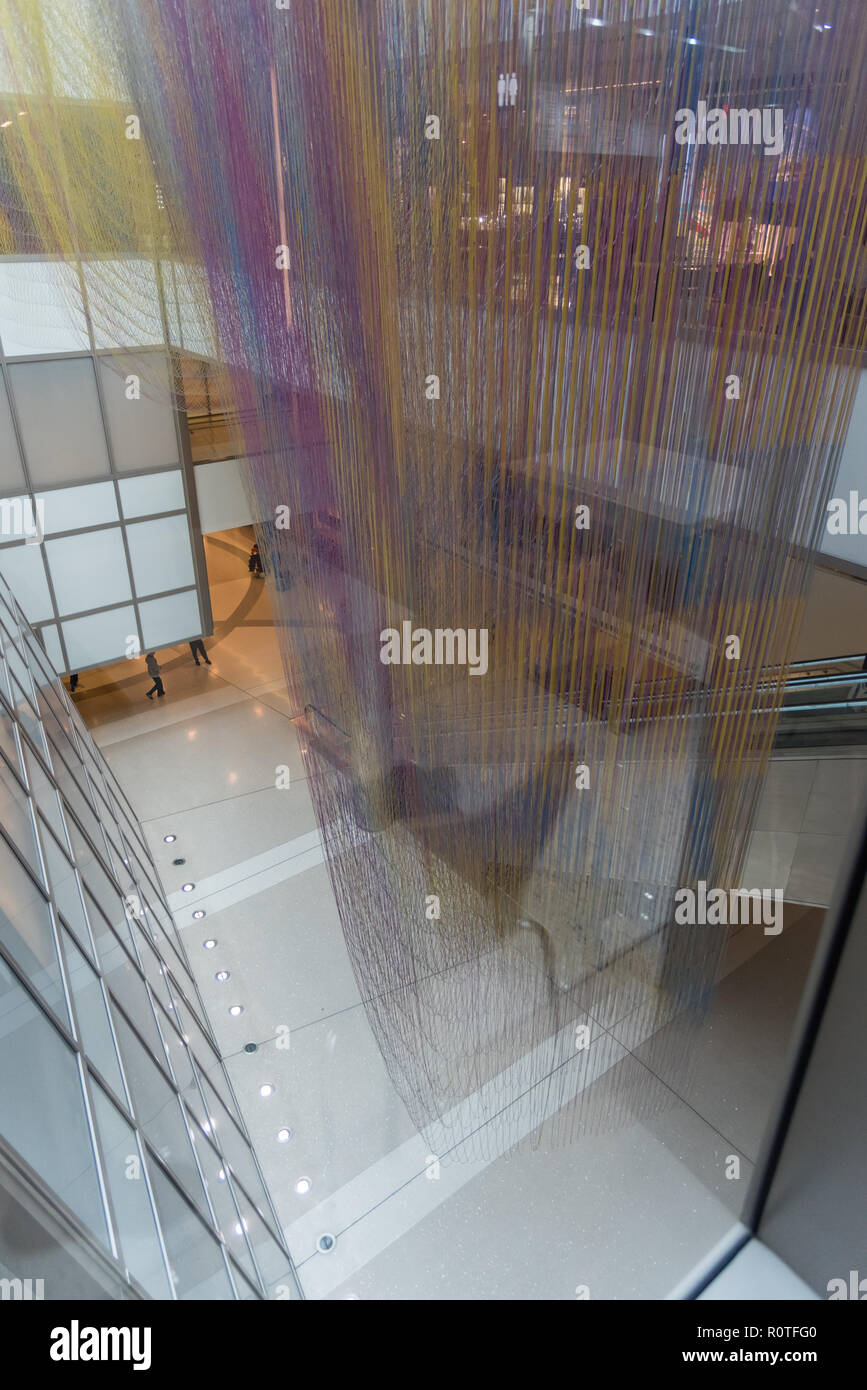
{"left": 187, "top": 729, "right": 197, "bottom": 740}
{"left": 0, "top": 121, "right": 12, "bottom": 129}
{"left": 686, "top": 37, "right": 698, "bottom": 45}
{"left": 228, "top": 772, "right": 238, "bottom": 784}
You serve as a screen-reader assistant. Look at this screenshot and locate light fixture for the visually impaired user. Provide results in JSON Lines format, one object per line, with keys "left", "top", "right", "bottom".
{"left": 229, "top": 1004, "right": 244, "bottom": 1016}
{"left": 163, "top": 834, "right": 177, "bottom": 843}
{"left": 203, "top": 937, "right": 216, "bottom": 948}
{"left": 277, "top": 1128, "right": 292, "bottom": 1143}
{"left": 295, "top": 1177, "right": 311, "bottom": 1195}
{"left": 686, "top": 36, "right": 698, "bottom": 45}
{"left": 317, "top": 1234, "right": 336, "bottom": 1253}
{"left": 194, "top": 911, "right": 207, "bottom": 921}
{"left": 182, "top": 882, "right": 195, "bottom": 892}
{"left": 259, "top": 1083, "right": 275, "bottom": 1098}
{"left": 215, "top": 970, "right": 229, "bottom": 982}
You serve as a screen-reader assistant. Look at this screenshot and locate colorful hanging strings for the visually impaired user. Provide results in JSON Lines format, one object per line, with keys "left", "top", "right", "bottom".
{"left": 3, "top": 0, "right": 865, "bottom": 1154}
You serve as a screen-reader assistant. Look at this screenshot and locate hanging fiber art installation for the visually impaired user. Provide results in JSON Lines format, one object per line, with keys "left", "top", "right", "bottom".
{"left": 2, "top": 0, "right": 865, "bottom": 1156}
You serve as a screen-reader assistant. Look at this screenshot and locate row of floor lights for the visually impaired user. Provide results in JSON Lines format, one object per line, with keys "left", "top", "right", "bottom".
{"left": 166, "top": 834, "right": 304, "bottom": 1175}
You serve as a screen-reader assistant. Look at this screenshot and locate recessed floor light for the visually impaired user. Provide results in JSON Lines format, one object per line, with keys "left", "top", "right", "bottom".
{"left": 215, "top": 970, "right": 229, "bottom": 982}
{"left": 259, "top": 1083, "right": 275, "bottom": 1098}
{"left": 229, "top": 1004, "right": 243, "bottom": 1016}
{"left": 194, "top": 911, "right": 207, "bottom": 921}
{"left": 277, "top": 1128, "right": 292, "bottom": 1143}
{"left": 203, "top": 937, "right": 216, "bottom": 947}
{"left": 317, "top": 1234, "right": 336, "bottom": 1253}
{"left": 182, "top": 882, "right": 195, "bottom": 892}
{"left": 295, "top": 1177, "right": 311, "bottom": 1195}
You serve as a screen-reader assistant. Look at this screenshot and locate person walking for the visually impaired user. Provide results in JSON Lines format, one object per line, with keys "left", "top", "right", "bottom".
{"left": 248, "top": 542, "right": 264, "bottom": 576}
{"left": 145, "top": 652, "right": 165, "bottom": 700}
{"left": 189, "top": 638, "right": 211, "bottom": 666}
{"left": 68, "top": 672, "right": 80, "bottom": 693}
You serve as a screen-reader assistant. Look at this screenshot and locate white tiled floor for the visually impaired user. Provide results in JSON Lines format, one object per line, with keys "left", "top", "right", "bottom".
{"left": 72, "top": 533, "right": 857, "bottom": 1299}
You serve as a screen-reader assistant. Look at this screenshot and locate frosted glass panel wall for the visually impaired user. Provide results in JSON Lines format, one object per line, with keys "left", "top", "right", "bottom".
{"left": 99, "top": 353, "right": 179, "bottom": 472}
{"left": 0, "top": 258, "right": 210, "bottom": 672}
{"left": 8, "top": 359, "right": 111, "bottom": 484}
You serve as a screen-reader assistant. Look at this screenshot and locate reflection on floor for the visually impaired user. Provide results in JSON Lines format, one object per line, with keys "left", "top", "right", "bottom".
{"left": 70, "top": 527, "right": 862, "bottom": 1299}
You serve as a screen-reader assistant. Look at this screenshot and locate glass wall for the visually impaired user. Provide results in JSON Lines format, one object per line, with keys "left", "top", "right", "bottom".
{"left": 0, "top": 565, "right": 299, "bottom": 1299}
{"left": 0, "top": 256, "right": 210, "bottom": 674}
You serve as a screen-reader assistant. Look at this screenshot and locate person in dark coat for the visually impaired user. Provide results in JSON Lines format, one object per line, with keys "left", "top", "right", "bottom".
{"left": 248, "top": 543, "right": 264, "bottom": 576}
{"left": 145, "top": 653, "right": 165, "bottom": 699}
{"left": 189, "top": 638, "right": 211, "bottom": 666}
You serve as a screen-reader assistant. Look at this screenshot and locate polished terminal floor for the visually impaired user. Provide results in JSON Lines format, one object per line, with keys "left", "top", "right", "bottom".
{"left": 70, "top": 527, "right": 866, "bottom": 1299}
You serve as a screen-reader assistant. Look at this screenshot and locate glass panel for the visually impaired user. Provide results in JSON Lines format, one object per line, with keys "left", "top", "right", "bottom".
{"left": 1, "top": 624, "right": 35, "bottom": 702}
{"left": 112, "top": 1012, "right": 208, "bottom": 1219}
{"left": 0, "top": 834, "right": 67, "bottom": 1025}
{"left": 139, "top": 590, "right": 201, "bottom": 649}
{"left": 98, "top": 352, "right": 178, "bottom": 471}
{"left": 126, "top": 515, "right": 195, "bottom": 596}
{"left": 0, "top": 260, "right": 90, "bottom": 356}
{"left": 0, "top": 749, "right": 42, "bottom": 875}
{"left": 84, "top": 263, "right": 164, "bottom": 351}
{"left": 118, "top": 470, "right": 185, "bottom": 520}
{"left": 8, "top": 684, "right": 42, "bottom": 764}
{"left": 102, "top": 946, "right": 166, "bottom": 1067}
{"left": 7, "top": 359, "right": 110, "bottom": 484}
{"left": 235, "top": 1201, "right": 290, "bottom": 1290}
{"left": 62, "top": 605, "right": 138, "bottom": 670}
{"left": 39, "top": 816, "right": 93, "bottom": 956}
{"left": 0, "top": 545, "right": 52, "bottom": 624}
{"left": 198, "top": 1075, "right": 274, "bottom": 1230}
{"left": 0, "top": 375, "right": 25, "bottom": 490}
{"left": 41, "top": 481, "right": 119, "bottom": 535}
{"left": 197, "top": 1133, "right": 257, "bottom": 1283}
{"left": 146, "top": 1160, "right": 233, "bottom": 1300}
{"left": 155, "top": 999, "right": 206, "bottom": 1127}
{"left": 39, "top": 625, "right": 66, "bottom": 678}
{"left": 47, "top": 529, "right": 131, "bottom": 616}
{"left": 0, "top": 955, "right": 106, "bottom": 1243}
{"left": 62, "top": 927, "right": 126, "bottom": 1102}
{"left": 89, "top": 1082, "right": 172, "bottom": 1299}
{"left": 0, "top": 694, "right": 22, "bottom": 775}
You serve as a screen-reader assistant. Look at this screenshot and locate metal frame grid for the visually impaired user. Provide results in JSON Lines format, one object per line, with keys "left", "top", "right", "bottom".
{"left": 0, "top": 253, "right": 214, "bottom": 675}
{"left": 0, "top": 565, "right": 299, "bottom": 1299}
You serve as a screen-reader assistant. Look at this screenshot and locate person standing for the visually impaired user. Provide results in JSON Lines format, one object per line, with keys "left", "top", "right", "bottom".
{"left": 68, "top": 672, "right": 80, "bottom": 693}
{"left": 248, "top": 543, "right": 264, "bottom": 576}
{"left": 145, "top": 652, "right": 165, "bottom": 700}
{"left": 189, "top": 638, "right": 211, "bottom": 666}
